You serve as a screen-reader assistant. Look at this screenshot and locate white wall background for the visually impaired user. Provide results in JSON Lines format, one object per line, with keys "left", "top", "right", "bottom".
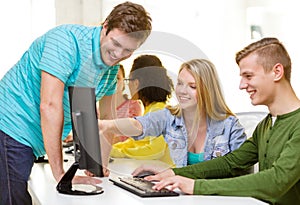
{"left": 0, "top": 0, "right": 55, "bottom": 70}
{"left": 1, "top": 0, "right": 299, "bottom": 113}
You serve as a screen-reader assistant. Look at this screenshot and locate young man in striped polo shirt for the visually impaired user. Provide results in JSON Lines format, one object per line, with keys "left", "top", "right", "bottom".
{"left": 0, "top": 2, "right": 152, "bottom": 204}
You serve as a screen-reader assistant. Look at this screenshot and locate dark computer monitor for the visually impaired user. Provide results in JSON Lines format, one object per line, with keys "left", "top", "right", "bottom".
{"left": 56, "top": 86, "right": 104, "bottom": 195}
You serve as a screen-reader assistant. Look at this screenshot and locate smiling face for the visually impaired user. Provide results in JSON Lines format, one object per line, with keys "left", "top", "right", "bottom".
{"left": 175, "top": 67, "right": 198, "bottom": 111}
{"left": 100, "top": 24, "right": 142, "bottom": 66}
{"left": 239, "top": 53, "right": 275, "bottom": 106}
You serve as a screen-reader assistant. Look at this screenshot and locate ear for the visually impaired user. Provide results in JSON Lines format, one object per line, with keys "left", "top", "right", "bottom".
{"left": 129, "top": 79, "right": 140, "bottom": 100}
{"left": 101, "top": 22, "right": 109, "bottom": 36}
{"left": 272, "top": 63, "right": 284, "bottom": 82}
{"left": 102, "top": 21, "right": 108, "bottom": 28}
{"left": 133, "top": 79, "right": 140, "bottom": 89}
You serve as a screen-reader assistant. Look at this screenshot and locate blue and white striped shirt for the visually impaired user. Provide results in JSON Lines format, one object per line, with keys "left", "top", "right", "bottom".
{"left": 0, "top": 24, "right": 119, "bottom": 157}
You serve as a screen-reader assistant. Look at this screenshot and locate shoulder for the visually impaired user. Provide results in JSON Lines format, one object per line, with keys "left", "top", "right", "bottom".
{"left": 209, "top": 115, "right": 239, "bottom": 126}
{"left": 159, "top": 108, "right": 177, "bottom": 122}
{"left": 44, "top": 24, "right": 95, "bottom": 42}
{"left": 225, "top": 115, "right": 240, "bottom": 123}
{"left": 40, "top": 25, "right": 80, "bottom": 49}
{"left": 208, "top": 115, "right": 243, "bottom": 133}
{"left": 44, "top": 25, "right": 76, "bottom": 36}
{"left": 48, "top": 24, "right": 91, "bottom": 33}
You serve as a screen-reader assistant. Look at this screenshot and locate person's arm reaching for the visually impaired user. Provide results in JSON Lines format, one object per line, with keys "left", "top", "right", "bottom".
{"left": 98, "top": 96, "right": 143, "bottom": 171}
{"left": 98, "top": 117, "right": 143, "bottom": 165}
{"left": 99, "top": 118, "right": 143, "bottom": 139}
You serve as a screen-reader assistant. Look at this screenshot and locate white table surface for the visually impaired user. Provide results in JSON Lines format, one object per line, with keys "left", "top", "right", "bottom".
{"left": 28, "top": 156, "right": 268, "bottom": 205}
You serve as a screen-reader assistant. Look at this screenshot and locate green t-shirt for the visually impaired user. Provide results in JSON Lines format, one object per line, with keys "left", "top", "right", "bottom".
{"left": 173, "top": 108, "right": 300, "bottom": 205}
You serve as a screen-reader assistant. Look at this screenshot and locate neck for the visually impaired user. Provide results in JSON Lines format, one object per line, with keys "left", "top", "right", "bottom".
{"left": 268, "top": 82, "right": 300, "bottom": 116}
{"left": 183, "top": 110, "right": 207, "bottom": 154}
{"left": 183, "top": 109, "right": 206, "bottom": 127}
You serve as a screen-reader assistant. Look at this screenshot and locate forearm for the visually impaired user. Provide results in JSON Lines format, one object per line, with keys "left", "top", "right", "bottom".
{"left": 40, "top": 102, "right": 64, "bottom": 182}
{"left": 100, "top": 118, "right": 143, "bottom": 137}
{"left": 193, "top": 166, "right": 295, "bottom": 204}
{"left": 173, "top": 156, "right": 232, "bottom": 179}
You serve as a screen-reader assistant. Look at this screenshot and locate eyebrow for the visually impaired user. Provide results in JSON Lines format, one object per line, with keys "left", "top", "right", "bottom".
{"left": 240, "top": 71, "right": 253, "bottom": 76}
{"left": 111, "top": 37, "right": 135, "bottom": 52}
{"left": 177, "top": 78, "right": 196, "bottom": 85}
{"left": 111, "top": 37, "right": 121, "bottom": 47}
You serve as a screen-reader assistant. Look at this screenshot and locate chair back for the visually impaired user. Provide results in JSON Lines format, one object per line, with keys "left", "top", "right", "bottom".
{"left": 236, "top": 111, "right": 268, "bottom": 138}
{"left": 235, "top": 111, "right": 268, "bottom": 173}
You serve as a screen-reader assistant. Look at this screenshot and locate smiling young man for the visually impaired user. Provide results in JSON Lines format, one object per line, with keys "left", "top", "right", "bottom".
{"left": 136, "top": 38, "right": 300, "bottom": 205}
{"left": 0, "top": 2, "right": 151, "bottom": 205}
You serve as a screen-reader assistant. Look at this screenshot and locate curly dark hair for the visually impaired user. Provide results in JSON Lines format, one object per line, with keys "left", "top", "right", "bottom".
{"left": 130, "top": 55, "right": 174, "bottom": 105}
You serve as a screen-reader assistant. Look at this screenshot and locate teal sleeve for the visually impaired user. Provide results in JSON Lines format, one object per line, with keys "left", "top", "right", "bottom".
{"left": 38, "top": 28, "right": 77, "bottom": 83}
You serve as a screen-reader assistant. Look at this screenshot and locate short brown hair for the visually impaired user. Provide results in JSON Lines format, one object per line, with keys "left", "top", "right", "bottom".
{"left": 103, "top": 1, "right": 152, "bottom": 44}
{"left": 235, "top": 38, "right": 292, "bottom": 81}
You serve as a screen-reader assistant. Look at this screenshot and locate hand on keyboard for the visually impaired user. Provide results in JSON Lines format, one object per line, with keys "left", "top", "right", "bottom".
{"left": 132, "top": 164, "right": 175, "bottom": 181}
{"left": 110, "top": 177, "right": 179, "bottom": 197}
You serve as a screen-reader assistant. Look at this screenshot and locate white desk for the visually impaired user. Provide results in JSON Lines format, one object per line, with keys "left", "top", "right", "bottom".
{"left": 28, "top": 157, "right": 268, "bottom": 205}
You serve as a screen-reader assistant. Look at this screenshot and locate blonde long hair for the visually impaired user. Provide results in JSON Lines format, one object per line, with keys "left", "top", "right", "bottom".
{"left": 167, "top": 59, "right": 234, "bottom": 120}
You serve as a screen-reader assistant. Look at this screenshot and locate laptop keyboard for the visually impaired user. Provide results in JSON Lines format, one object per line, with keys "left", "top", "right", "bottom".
{"left": 110, "top": 177, "right": 179, "bottom": 197}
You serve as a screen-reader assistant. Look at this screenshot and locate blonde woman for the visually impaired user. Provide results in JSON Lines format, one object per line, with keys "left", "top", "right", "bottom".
{"left": 134, "top": 38, "right": 300, "bottom": 205}
{"left": 101, "top": 59, "right": 246, "bottom": 167}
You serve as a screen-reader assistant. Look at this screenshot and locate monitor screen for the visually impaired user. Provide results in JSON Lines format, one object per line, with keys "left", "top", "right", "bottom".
{"left": 68, "top": 86, "right": 104, "bottom": 177}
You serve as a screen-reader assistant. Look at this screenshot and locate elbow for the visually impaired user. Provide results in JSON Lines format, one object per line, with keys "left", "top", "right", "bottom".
{"left": 40, "top": 101, "right": 61, "bottom": 116}
{"left": 116, "top": 118, "right": 143, "bottom": 136}
{"left": 132, "top": 119, "right": 143, "bottom": 135}
{"left": 40, "top": 101, "right": 51, "bottom": 115}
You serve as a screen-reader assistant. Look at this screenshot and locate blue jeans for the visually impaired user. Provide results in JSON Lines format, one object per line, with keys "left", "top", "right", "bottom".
{"left": 0, "top": 130, "right": 35, "bottom": 205}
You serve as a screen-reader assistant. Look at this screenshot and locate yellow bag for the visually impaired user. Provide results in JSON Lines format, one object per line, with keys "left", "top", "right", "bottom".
{"left": 111, "top": 135, "right": 175, "bottom": 167}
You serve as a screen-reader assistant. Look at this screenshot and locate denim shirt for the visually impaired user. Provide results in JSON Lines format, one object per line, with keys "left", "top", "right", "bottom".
{"left": 135, "top": 108, "right": 247, "bottom": 167}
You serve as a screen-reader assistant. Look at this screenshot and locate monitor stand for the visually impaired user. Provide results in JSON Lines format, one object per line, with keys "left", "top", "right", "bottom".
{"left": 56, "top": 161, "right": 103, "bottom": 195}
